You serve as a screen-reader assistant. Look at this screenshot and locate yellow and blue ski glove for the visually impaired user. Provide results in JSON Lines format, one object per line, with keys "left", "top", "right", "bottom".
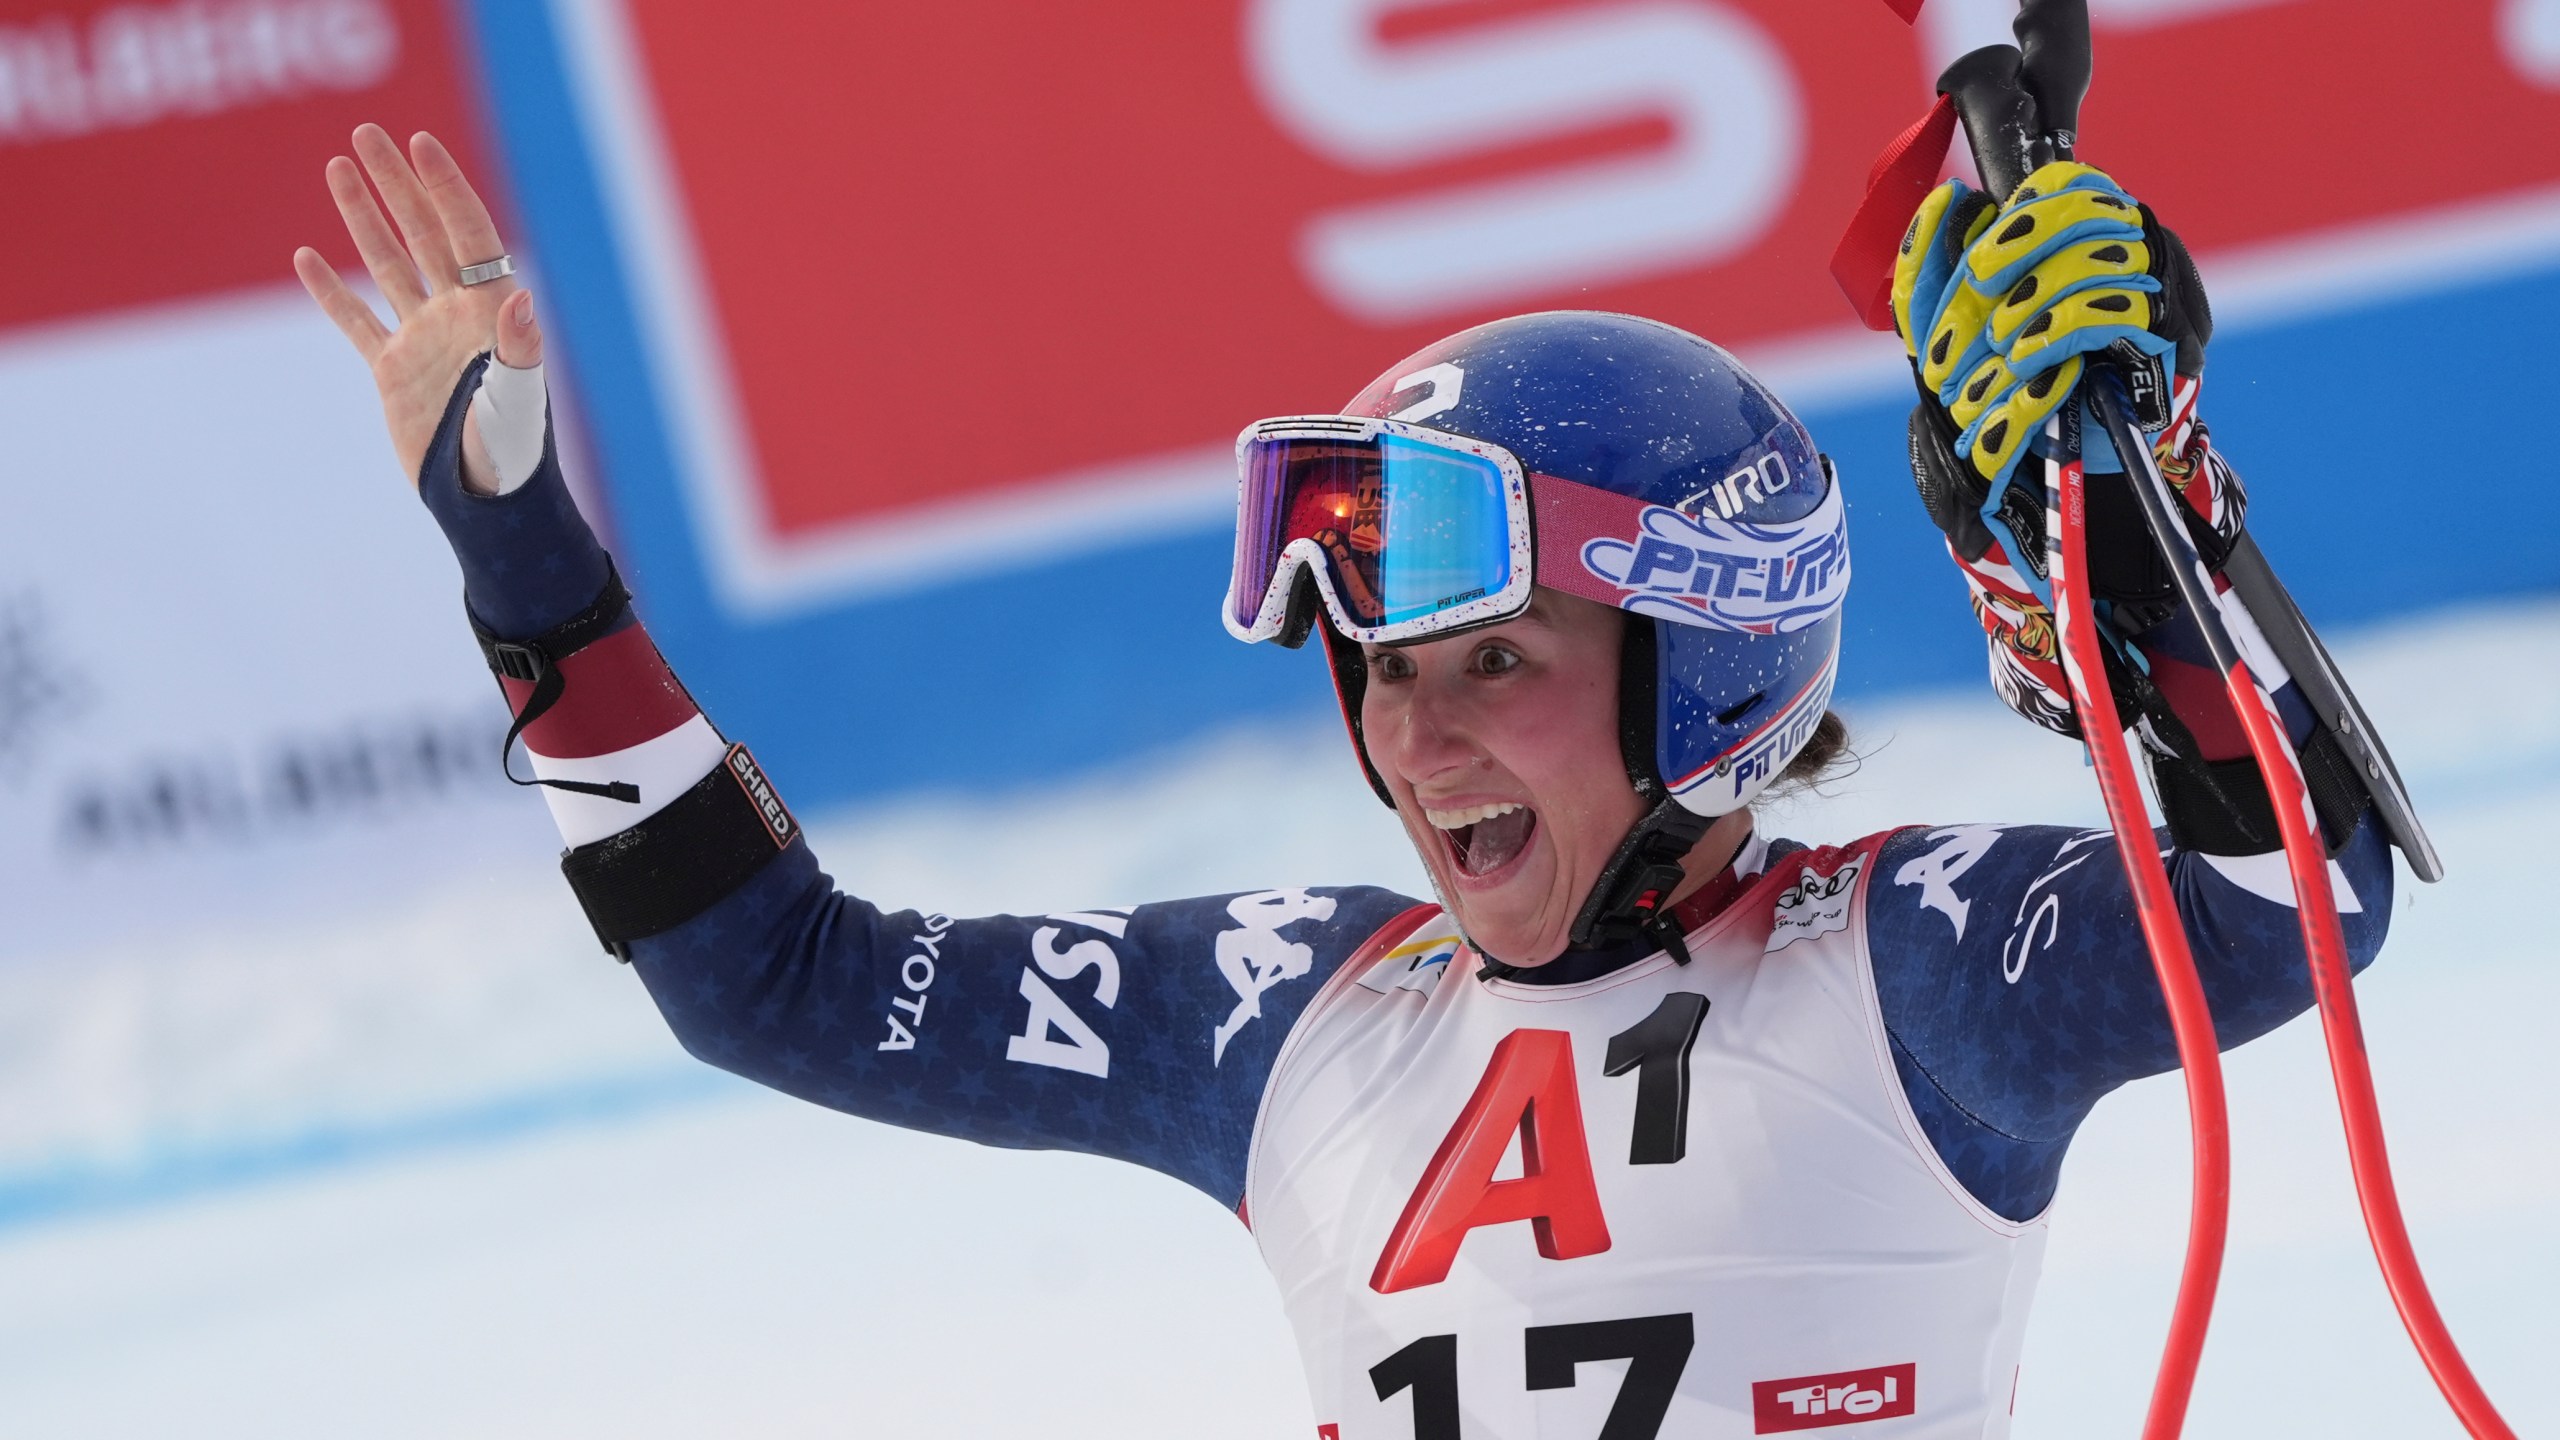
{"left": 1890, "top": 161, "right": 2205, "bottom": 495}
{"left": 1885, "top": 161, "right": 2245, "bottom": 758}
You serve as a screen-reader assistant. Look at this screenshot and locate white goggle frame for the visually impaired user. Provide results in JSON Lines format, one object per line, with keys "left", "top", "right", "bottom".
{"left": 1223, "top": 414, "right": 1537, "bottom": 648}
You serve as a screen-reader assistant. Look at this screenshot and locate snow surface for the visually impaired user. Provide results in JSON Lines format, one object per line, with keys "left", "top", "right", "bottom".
{"left": 2, "top": 599, "right": 2554, "bottom": 1437}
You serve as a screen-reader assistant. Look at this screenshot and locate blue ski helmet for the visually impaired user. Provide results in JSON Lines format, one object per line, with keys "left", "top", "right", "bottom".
{"left": 1313, "top": 310, "right": 1847, "bottom": 831}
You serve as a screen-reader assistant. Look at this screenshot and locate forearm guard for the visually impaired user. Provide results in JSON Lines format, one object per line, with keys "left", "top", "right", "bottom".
{"left": 562, "top": 744, "right": 800, "bottom": 959}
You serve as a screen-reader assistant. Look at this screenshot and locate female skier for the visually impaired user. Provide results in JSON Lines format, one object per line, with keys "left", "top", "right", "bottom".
{"left": 297, "top": 125, "right": 2389, "bottom": 1437}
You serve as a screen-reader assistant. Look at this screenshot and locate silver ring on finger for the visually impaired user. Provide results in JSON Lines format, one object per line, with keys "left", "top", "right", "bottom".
{"left": 457, "top": 255, "right": 515, "bottom": 287}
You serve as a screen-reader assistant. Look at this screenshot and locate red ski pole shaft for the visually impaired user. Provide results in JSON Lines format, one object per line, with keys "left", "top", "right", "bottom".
{"left": 2086, "top": 380, "right": 2517, "bottom": 1440}
{"left": 1937, "top": 38, "right": 2234, "bottom": 1439}
{"left": 1862, "top": 1, "right": 2508, "bottom": 1432}
{"left": 2046, "top": 449, "right": 2231, "bottom": 1440}
{"left": 1992, "top": 0, "right": 2508, "bottom": 1421}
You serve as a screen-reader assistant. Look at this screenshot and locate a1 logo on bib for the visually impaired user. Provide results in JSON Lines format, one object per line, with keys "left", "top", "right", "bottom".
{"left": 1767, "top": 856, "right": 1862, "bottom": 953}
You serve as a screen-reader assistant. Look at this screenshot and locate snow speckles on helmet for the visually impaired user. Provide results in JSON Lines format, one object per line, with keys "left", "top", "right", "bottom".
{"left": 1347, "top": 312, "right": 1827, "bottom": 531}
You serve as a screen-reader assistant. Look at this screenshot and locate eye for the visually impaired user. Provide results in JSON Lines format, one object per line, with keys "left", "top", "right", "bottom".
{"left": 1472, "top": 641, "right": 1523, "bottom": 676}
{"left": 1366, "top": 647, "right": 1416, "bottom": 682}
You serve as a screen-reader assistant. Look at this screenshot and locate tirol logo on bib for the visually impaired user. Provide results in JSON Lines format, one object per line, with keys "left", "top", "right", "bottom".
{"left": 1751, "top": 1362, "right": 1916, "bottom": 1431}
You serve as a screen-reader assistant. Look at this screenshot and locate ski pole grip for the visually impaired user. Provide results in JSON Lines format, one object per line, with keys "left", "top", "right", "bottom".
{"left": 2014, "top": 0, "right": 2091, "bottom": 156}
{"left": 1937, "top": 44, "right": 2046, "bottom": 199}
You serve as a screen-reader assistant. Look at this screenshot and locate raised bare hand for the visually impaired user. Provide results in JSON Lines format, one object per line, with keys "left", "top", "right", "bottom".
{"left": 294, "top": 125, "right": 541, "bottom": 492}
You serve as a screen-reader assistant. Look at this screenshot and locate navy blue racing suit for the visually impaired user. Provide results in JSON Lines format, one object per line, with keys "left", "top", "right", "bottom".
{"left": 421, "top": 383, "right": 2389, "bottom": 1231}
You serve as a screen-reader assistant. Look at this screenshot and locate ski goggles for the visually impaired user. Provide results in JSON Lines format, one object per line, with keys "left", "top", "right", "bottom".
{"left": 1227, "top": 415, "right": 1850, "bottom": 646}
{"left": 1227, "top": 415, "right": 1533, "bottom": 645}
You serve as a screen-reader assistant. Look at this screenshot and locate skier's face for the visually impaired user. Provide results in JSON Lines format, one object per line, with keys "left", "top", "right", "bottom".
{"left": 1360, "top": 590, "right": 1646, "bottom": 966}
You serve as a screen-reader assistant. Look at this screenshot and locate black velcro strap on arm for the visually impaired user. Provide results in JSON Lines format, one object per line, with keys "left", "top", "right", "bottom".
{"left": 467, "top": 561, "right": 638, "bottom": 805}
{"left": 2150, "top": 751, "right": 2278, "bottom": 856}
{"left": 561, "top": 743, "right": 800, "bottom": 958}
{"left": 2150, "top": 726, "right": 2371, "bottom": 858}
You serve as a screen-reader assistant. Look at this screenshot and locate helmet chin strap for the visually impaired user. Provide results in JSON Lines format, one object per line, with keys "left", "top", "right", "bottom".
{"left": 1567, "top": 794, "right": 1726, "bottom": 964}
{"left": 1565, "top": 611, "right": 1735, "bottom": 966}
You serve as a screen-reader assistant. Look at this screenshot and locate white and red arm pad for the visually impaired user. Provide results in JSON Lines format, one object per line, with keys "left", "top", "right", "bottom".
{"left": 498, "top": 619, "right": 730, "bottom": 848}
{"left": 468, "top": 359, "right": 729, "bottom": 847}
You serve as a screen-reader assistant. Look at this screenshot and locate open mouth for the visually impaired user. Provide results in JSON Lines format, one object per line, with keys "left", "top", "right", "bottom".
{"left": 1425, "top": 801, "right": 1540, "bottom": 880}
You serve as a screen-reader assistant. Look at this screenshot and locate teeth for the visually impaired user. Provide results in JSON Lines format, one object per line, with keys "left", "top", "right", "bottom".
{"left": 1425, "top": 801, "right": 1523, "bottom": 831}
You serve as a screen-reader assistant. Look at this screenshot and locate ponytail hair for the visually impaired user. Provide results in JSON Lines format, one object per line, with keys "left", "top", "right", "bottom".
{"left": 1760, "top": 710, "right": 1855, "bottom": 802}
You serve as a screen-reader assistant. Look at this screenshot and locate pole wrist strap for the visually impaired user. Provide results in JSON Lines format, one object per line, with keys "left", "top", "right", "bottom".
{"left": 467, "top": 563, "right": 639, "bottom": 804}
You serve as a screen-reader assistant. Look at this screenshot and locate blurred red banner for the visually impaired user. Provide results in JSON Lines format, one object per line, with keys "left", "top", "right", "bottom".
{"left": 17, "top": 0, "right": 2559, "bottom": 545}
{"left": 610, "top": 0, "right": 2560, "bottom": 543}
{"left": 0, "top": 0, "right": 489, "bottom": 331}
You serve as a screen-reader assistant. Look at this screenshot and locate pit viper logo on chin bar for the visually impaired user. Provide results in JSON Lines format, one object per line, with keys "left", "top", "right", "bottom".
{"left": 1666, "top": 666, "right": 1834, "bottom": 811}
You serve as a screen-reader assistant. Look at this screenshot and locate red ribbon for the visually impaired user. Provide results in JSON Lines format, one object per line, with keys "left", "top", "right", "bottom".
{"left": 1827, "top": 94, "right": 1958, "bottom": 333}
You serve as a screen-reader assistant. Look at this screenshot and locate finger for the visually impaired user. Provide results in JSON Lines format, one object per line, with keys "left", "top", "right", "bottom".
{"left": 1946, "top": 352, "right": 2013, "bottom": 434}
{"left": 492, "top": 289, "right": 546, "bottom": 370}
{"left": 2003, "top": 287, "right": 2158, "bottom": 374}
{"left": 294, "top": 246, "right": 389, "bottom": 359}
{"left": 353, "top": 122, "right": 459, "bottom": 292}
{"left": 409, "top": 131, "right": 513, "bottom": 280}
{"left": 1919, "top": 279, "right": 1997, "bottom": 401}
{"left": 1966, "top": 355, "right": 2081, "bottom": 486}
{"left": 1987, "top": 237, "right": 2154, "bottom": 350}
{"left": 325, "top": 155, "right": 428, "bottom": 318}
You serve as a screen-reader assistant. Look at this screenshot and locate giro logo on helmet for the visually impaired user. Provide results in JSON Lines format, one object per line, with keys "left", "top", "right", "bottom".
{"left": 1683, "top": 451, "right": 1796, "bottom": 521}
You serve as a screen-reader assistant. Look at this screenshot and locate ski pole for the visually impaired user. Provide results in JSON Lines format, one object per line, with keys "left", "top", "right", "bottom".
{"left": 1989, "top": 5, "right": 2515, "bottom": 1433}
{"left": 2086, "top": 351, "right": 2516, "bottom": 1440}
{"left": 1834, "top": 3, "right": 2499, "bottom": 1431}
{"left": 1933, "top": 44, "right": 2232, "bottom": 1439}
{"left": 2048, "top": 434, "right": 2232, "bottom": 1440}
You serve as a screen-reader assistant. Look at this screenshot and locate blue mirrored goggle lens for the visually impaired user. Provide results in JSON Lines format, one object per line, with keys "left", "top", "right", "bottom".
{"left": 1233, "top": 431, "right": 1512, "bottom": 633}
{"left": 1373, "top": 434, "right": 1512, "bottom": 627}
